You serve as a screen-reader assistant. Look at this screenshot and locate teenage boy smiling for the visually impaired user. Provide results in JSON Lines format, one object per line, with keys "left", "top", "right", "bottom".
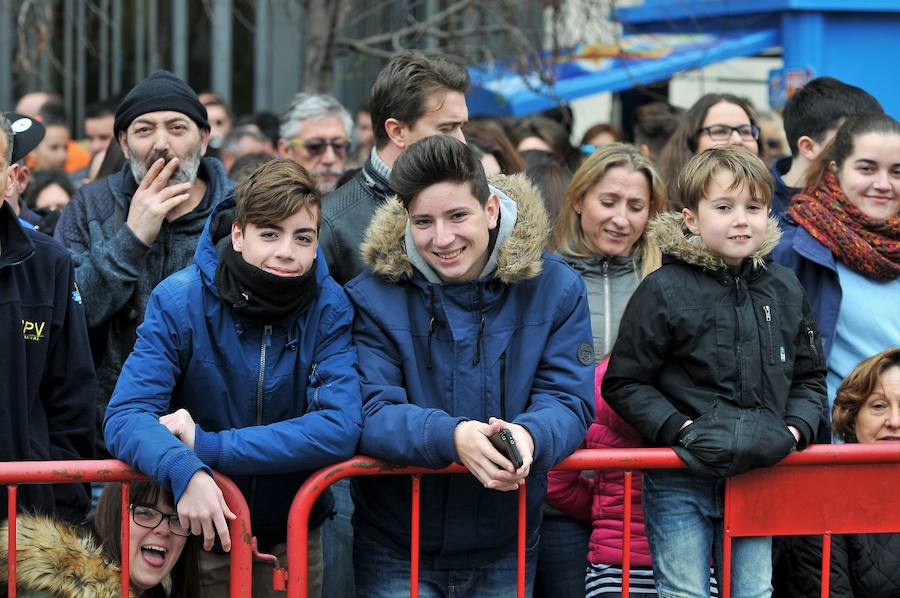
{"left": 104, "top": 159, "right": 361, "bottom": 598}
{"left": 345, "top": 136, "right": 594, "bottom": 595}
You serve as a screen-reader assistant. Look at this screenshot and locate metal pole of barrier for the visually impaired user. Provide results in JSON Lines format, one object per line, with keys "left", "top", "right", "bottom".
{"left": 410, "top": 474, "right": 421, "bottom": 598}
{"left": 212, "top": 472, "right": 254, "bottom": 598}
{"left": 722, "top": 529, "right": 732, "bottom": 598}
{"left": 517, "top": 483, "right": 526, "bottom": 598}
{"left": 622, "top": 471, "right": 632, "bottom": 597}
{"left": 121, "top": 482, "right": 131, "bottom": 598}
{"left": 7, "top": 485, "right": 16, "bottom": 598}
{"left": 820, "top": 533, "right": 831, "bottom": 598}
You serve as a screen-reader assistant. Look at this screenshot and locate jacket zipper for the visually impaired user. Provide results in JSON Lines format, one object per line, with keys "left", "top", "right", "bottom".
{"left": 310, "top": 361, "right": 321, "bottom": 411}
{"left": 763, "top": 305, "right": 775, "bottom": 365}
{"left": 807, "top": 326, "right": 821, "bottom": 367}
{"left": 734, "top": 275, "right": 746, "bottom": 405}
{"left": 602, "top": 259, "right": 611, "bottom": 355}
{"left": 250, "top": 324, "right": 272, "bottom": 513}
{"left": 499, "top": 352, "right": 507, "bottom": 420}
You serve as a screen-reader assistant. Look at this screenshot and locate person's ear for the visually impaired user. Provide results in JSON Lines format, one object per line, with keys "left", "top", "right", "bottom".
{"left": 384, "top": 118, "right": 406, "bottom": 149}
{"left": 639, "top": 143, "right": 652, "bottom": 158}
{"left": 796, "top": 135, "right": 820, "bottom": 162}
{"left": 231, "top": 221, "right": 244, "bottom": 252}
{"left": 485, "top": 193, "right": 501, "bottom": 229}
{"left": 682, "top": 206, "right": 701, "bottom": 235}
{"left": 198, "top": 128, "right": 210, "bottom": 157}
{"left": 828, "top": 160, "right": 839, "bottom": 174}
{"left": 573, "top": 193, "right": 584, "bottom": 216}
{"left": 10, "top": 163, "right": 28, "bottom": 196}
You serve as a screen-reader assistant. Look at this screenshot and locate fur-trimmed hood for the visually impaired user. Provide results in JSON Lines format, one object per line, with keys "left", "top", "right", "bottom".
{"left": 0, "top": 514, "right": 130, "bottom": 597}
{"left": 647, "top": 211, "right": 781, "bottom": 272}
{"left": 359, "top": 173, "right": 549, "bottom": 284}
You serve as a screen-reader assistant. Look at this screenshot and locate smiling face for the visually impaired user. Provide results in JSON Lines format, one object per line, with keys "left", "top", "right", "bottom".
{"left": 408, "top": 181, "right": 499, "bottom": 283}
{"left": 574, "top": 165, "right": 651, "bottom": 257}
{"left": 128, "top": 498, "right": 188, "bottom": 592}
{"left": 834, "top": 132, "right": 900, "bottom": 220}
{"left": 854, "top": 366, "right": 900, "bottom": 444}
{"left": 232, "top": 207, "right": 319, "bottom": 278}
{"left": 683, "top": 169, "right": 769, "bottom": 266}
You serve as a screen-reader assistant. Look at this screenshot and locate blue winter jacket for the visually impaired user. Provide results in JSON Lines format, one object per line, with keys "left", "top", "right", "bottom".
{"left": 345, "top": 174, "right": 595, "bottom": 568}
{"left": 773, "top": 217, "right": 841, "bottom": 357}
{"left": 104, "top": 197, "right": 362, "bottom": 548}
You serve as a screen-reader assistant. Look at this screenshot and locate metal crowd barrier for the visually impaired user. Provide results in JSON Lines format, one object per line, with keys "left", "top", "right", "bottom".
{"left": 283, "top": 445, "right": 900, "bottom": 598}
{"left": 1, "top": 459, "right": 253, "bottom": 598}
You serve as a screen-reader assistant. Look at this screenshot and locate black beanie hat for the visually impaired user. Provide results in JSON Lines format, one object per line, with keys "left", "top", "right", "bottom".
{"left": 114, "top": 70, "right": 210, "bottom": 136}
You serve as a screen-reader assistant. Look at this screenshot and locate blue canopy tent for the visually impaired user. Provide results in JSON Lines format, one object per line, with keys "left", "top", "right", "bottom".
{"left": 466, "top": 30, "right": 779, "bottom": 117}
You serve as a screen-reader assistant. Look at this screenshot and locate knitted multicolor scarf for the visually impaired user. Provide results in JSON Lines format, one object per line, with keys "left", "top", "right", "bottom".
{"left": 788, "top": 172, "right": 900, "bottom": 281}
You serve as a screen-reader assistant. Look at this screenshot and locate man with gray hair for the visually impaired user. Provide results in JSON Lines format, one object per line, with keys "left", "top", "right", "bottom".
{"left": 278, "top": 93, "right": 352, "bottom": 193}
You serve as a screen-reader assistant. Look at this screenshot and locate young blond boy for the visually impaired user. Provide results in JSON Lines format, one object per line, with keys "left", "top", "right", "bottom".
{"left": 603, "top": 146, "right": 826, "bottom": 597}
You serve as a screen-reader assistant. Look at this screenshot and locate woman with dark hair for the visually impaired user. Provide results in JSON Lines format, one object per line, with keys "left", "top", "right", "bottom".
{"left": 513, "top": 115, "right": 575, "bottom": 168}
{"left": 24, "top": 169, "right": 76, "bottom": 212}
{"left": 774, "top": 113, "right": 900, "bottom": 432}
{"left": 658, "top": 93, "right": 761, "bottom": 210}
{"left": 777, "top": 348, "right": 900, "bottom": 597}
{"left": 464, "top": 120, "right": 526, "bottom": 175}
{"left": 525, "top": 163, "right": 571, "bottom": 244}
{"left": 1, "top": 480, "right": 200, "bottom": 597}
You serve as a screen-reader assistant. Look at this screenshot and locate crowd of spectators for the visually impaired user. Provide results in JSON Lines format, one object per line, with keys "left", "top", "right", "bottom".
{"left": 1, "top": 51, "right": 898, "bottom": 598}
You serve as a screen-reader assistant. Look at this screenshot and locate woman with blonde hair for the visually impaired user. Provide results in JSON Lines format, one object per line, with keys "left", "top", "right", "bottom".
{"left": 539, "top": 143, "right": 666, "bottom": 597}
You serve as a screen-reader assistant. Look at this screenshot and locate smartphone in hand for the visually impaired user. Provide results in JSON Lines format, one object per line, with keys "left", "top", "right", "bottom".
{"left": 489, "top": 428, "right": 524, "bottom": 469}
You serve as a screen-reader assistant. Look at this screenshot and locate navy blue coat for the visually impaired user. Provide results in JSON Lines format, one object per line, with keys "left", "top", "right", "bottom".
{"left": 345, "top": 175, "right": 595, "bottom": 568}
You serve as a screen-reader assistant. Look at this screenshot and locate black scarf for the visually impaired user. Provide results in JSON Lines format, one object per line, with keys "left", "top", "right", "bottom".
{"left": 215, "top": 240, "right": 319, "bottom": 323}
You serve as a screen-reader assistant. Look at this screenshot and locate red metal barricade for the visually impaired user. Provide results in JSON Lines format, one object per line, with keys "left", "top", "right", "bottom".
{"left": 1, "top": 459, "right": 254, "bottom": 597}
{"left": 723, "top": 444, "right": 900, "bottom": 598}
{"left": 284, "top": 448, "right": 685, "bottom": 598}
{"left": 284, "top": 445, "right": 900, "bottom": 598}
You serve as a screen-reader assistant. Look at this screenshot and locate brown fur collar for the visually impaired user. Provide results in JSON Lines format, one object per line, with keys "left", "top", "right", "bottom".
{"left": 359, "top": 173, "right": 549, "bottom": 284}
{"left": 0, "top": 514, "right": 131, "bottom": 597}
{"left": 647, "top": 211, "right": 781, "bottom": 271}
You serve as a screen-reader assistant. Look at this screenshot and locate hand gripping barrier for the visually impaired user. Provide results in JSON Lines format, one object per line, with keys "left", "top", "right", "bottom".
{"left": 1, "top": 459, "right": 253, "bottom": 597}
{"left": 284, "top": 448, "right": 687, "bottom": 598}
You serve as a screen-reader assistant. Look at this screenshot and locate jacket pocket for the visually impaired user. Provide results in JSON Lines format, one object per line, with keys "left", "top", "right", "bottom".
{"left": 750, "top": 412, "right": 796, "bottom": 469}
{"left": 675, "top": 404, "right": 738, "bottom": 476}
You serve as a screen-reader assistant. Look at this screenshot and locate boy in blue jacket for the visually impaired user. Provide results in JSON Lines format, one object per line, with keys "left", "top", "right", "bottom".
{"left": 345, "top": 136, "right": 594, "bottom": 596}
{"left": 104, "top": 159, "right": 361, "bottom": 597}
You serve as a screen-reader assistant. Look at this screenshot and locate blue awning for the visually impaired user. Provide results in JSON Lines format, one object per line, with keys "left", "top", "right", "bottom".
{"left": 466, "top": 29, "right": 780, "bottom": 117}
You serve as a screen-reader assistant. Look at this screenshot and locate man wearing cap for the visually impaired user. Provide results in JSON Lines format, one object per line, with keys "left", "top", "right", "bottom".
{"left": 1, "top": 111, "right": 46, "bottom": 229}
{"left": 0, "top": 113, "right": 96, "bottom": 522}
{"left": 54, "top": 70, "right": 235, "bottom": 457}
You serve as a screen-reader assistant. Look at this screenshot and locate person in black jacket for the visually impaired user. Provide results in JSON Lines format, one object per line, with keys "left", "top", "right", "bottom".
{"left": 0, "top": 114, "right": 96, "bottom": 523}
{"left": 776, "top": 348, "right": 900, "bottom": 598}
{"left": 603, "top": 146, "right": 826, "bottom": 597}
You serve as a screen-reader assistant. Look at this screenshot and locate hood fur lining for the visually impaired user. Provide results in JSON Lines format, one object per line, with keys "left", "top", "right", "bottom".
{"left": 360, "top": 173, "right": 549, "bottom": 284}
{"left": 0, "top": 515, "right": 130, "bottom": 597}
{"left": 647, "top": 211, "right": 781, "bottom": 271}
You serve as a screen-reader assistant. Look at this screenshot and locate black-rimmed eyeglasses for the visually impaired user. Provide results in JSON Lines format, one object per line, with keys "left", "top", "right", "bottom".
{"left": 131, "top": 504, "right": 191, "bottom": 537}
{"left": 698, "top": 124, "right": 760, "bottom": 142}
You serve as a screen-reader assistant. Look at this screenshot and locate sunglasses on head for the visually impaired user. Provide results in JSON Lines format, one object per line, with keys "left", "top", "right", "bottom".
{"left": 289, "top": 137, "right": 350, "bottom": 157}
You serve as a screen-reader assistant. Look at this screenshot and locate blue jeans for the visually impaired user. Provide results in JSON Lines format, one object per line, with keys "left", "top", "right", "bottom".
{"left": 535, "top": 514, "right": 590, "bottom": 597}
{"left": 353, "top": 528, "right": 537, "bottom": 598}
{"left": 321, "top": 478, "right": 355, "bottom": 596}
{"left": 643, "top": 470, "right": 772, "bottom": 598}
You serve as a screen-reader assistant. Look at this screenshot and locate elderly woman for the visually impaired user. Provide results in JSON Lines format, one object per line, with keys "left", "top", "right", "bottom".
{"left": 776, "top": 348, "right": 900, "bottom": 597}
{"left": 539, "top": 143, "right": 666, "bottom": 597}
{"left": 1, "top": 480, "right": 201, "bottom": 597}
{"left": 774, "top": 113, "right": 900, "bottom": 435}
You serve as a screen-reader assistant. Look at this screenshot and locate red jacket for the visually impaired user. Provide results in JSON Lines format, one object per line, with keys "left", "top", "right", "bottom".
{"left": 546, "top": 360, "right": 652, "bottom": 567}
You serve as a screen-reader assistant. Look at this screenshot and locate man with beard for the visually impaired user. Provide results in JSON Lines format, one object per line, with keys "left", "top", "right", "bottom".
{"left": 278, "top": 93, "right": 352, "bottom": 194}
{"left": 55, "top": 70, "right": 235, "bottom": 458}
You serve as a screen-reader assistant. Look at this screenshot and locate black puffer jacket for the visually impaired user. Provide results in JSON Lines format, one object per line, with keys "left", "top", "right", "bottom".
{"left": 602, "top": 212, "right": 826, "bottom": 478}
{"left": 776, "top": 530, "right": 900, "bottom": 597}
